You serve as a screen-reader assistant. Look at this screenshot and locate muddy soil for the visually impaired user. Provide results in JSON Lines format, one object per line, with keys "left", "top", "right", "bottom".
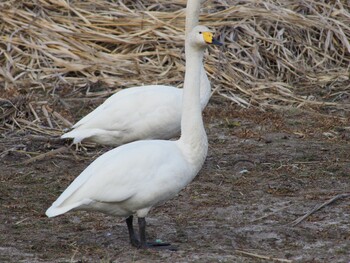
{"left": 1, "top": 96, "right": 349, "bottom": 263}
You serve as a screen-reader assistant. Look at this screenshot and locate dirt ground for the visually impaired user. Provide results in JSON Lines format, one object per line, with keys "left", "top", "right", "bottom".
{"left": 0, "top": 94, "right": 349, "bottom": 263}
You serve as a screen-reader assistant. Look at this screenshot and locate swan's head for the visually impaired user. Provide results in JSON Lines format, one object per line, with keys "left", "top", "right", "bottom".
{"left": 188, "top": 25, "right": 222, "bottom": 48}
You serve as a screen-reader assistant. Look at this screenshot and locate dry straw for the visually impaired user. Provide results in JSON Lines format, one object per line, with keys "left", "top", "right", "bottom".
{"left": 0, "top": 0, "right": 349, "bottom": 132}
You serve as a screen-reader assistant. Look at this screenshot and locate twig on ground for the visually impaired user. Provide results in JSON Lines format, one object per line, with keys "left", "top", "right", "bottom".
{"left": 289, "top": 193, "right": 350, "bottom": 227}
{"left": 42, "top": 105, "right": 53, "bottom": 128}
{"left": 28, "top": 102, "right": 40, "bottom": 122}
{"left": 27, "top": 134, "right": 63, "bottom": 144}
{"left": 22, "top": 146, "right": 68, "bottom": 164}
{"left": 0, "top": 145, "right": 26, "bottom": 158}
{"left": 235, "top": 249, "right": 292, "bottom": 263}
{"left": 252, "top": 202, "right": 293, "bottom": 222}
{"left": 52, "top": 111, "right": 73, "bottom": 127}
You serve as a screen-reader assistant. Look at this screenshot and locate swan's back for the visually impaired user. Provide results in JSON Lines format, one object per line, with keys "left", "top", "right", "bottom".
{"left": 62, "top": 85, "right": 183, "bottom": 145}
{"left": 72, "top": 85, "right": 177, "bottom": 128}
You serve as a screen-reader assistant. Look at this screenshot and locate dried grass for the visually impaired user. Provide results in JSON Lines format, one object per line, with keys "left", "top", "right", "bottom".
{"left": 0, "top": 0, "right": 349, "bottom": 134}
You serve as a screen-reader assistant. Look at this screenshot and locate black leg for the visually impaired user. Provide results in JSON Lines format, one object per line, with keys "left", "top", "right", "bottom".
{"left": 138, "top": 217, "right": 148, "bottom": 248}
{"left": 137, "top": 217, "right": 177, "bottom": 251}
{"left": 126, "top": 215, "right": 140, "bottom": 248}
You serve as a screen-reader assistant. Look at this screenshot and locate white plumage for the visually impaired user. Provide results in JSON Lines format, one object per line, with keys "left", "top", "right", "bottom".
{"left": 46, "top": 140, "right": 193, "bottom": 217}
{"left": 46, "top": 25, "right": 222, "bottom": 249}
{"left": 61, "top": 85, "right": 183, "bottom": 145}
{"left": 61, "top": 0, "right": 208, "bottom": 146}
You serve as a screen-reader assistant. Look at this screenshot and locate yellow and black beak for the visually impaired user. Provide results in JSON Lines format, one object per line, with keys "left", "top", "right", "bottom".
{"left": 203, "top": 32, "right": 223, "bottom": 46}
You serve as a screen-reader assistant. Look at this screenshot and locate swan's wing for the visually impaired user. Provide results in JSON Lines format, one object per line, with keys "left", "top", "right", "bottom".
{"left": 71, "top": 88, "right": 136, "bottom": 128}
{"left": 48, "top": 146, "right": 128, "bottom": 209}
{"left": 71, "top": 85, "right": 178, "bottom": 129}
{"left": 46, "top": 140, "right": 187, "bottom": 216}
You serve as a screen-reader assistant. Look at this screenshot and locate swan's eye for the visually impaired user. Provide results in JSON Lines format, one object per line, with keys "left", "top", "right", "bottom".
{"left": 199, "top": 31, "right": 202, "bottom": 34}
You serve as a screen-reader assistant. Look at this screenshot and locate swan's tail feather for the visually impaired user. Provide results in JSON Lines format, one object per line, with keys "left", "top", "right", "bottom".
{"left": 61, "top": 128, "right": 124, "bottom": 146}
{"left": 46, "top": 205, "right": 72, "bottom": 217}
{"left": 45, "top": 201, "right": 84, "bottom": 218}
{"left": 61, "top": 129, "right": 98, "bottom": 144}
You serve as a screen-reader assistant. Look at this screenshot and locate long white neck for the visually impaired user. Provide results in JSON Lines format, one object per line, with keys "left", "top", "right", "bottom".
{"left": 185, "top": 0, "right": 201, "bottom": 37}
{"left": 186, "top": 0, "right": 211, "bottom": 109}
{"left": 179, "top": 42, "right": 208, "bottom": 164}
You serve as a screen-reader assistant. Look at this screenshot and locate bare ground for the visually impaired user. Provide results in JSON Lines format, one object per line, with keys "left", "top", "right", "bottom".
{"left": 0, "top": 96, "right": 349, "bottom": 263}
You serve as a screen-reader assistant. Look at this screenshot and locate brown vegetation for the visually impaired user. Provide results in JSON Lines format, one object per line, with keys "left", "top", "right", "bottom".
{"left": 1, "top": 1, "right": 349, "bottom": 129}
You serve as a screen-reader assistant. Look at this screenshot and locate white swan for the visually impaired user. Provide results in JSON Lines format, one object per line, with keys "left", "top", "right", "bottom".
{"left": 61, "top": 0, "right": 208, "bottom": 146}
{"left": 46, "top": 25, "right": 222, "bottom": 249}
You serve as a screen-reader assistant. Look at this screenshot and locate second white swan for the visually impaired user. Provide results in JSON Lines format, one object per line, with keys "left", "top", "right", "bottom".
{"left": 61, "top": 0, "right": 208, "bottom": 146}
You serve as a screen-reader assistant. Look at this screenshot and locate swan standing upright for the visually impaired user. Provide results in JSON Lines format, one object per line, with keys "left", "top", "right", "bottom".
{"left": 46, "top": 26, "right": 222, "bottom": 249}
{"left": 61, "top": 0, "right": 210, "bottom": 146}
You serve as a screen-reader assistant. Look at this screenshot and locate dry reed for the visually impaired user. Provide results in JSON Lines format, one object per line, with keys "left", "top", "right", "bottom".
{"left": 0, "top": 0, "right": 349, "bottom": 133}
